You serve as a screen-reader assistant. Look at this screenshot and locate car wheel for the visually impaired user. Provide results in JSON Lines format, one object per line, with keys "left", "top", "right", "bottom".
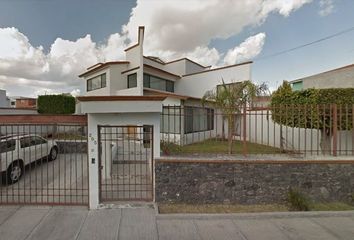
{"left": 49, "top": 147, "right": 58, "bottom": 161}
{"left": 6, "top": 161, "right": 23, "bottom": 184}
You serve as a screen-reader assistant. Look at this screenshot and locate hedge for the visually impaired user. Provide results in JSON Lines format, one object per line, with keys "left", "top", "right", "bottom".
{"left": 37, "top": 95, "right": 76, "bottom": 114}
{"left": 270, "top": 81, "right": 354, "bottom": 130}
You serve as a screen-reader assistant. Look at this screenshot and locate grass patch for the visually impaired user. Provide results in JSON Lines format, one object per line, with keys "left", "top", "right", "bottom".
{"left": 158, "top": 202, "right": 354, "bottom": 214}
{"left": 158, "top": 203, "right": 288, "bottom": 214}
{"left": 310, "top": 202, "right": 354, "bottom": 211}
{"left": 177, "top": 139, "right": 281, "bottom": 154}
{"left": 288, "top": 188, "right": 310, "bottom": 211}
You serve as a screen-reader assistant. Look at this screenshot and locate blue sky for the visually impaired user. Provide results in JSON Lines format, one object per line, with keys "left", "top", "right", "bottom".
{"left": 0, "top": 0, "right": 353, "bottom": 96}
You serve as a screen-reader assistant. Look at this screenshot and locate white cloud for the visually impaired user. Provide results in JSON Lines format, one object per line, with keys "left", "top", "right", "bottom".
{"left": 319, "top": 0, "right": 334, "bottom": 16}
{"left": 0, "top": 27, "right": 128, "bottom": 97}
{"left": 123, "top": 0, "right": 312, "bottom": 54}
{"left": 0, "top": 0, "right": 312, "bottom": 97}
{"left": 224, "top": 33, "right": 266, "bottom": 65}
{"left": 70, "top": 89, "right": 81, "bottom": 97}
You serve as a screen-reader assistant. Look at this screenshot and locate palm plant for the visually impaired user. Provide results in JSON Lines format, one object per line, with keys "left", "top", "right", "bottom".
{"left": 202, "top": 80, "right": 268, "bottom": 154}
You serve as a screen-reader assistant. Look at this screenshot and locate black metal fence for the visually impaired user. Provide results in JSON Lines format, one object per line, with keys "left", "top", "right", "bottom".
{"left": 0, "top": 124, "right": 89, "bottom": 205}
{"left": 161, "top": 104, "right": 354, "bottom": 156}
{"left": 98, "top": 125, "right": 154, "bottom": 202}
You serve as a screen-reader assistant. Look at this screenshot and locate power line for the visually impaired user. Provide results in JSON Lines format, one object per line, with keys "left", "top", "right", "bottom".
{"left": 254, "top": 26, "right": 354, "bottom": 61}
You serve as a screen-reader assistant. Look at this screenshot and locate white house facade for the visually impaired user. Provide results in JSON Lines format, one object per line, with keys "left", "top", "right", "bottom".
{"left": 77, "top": 26, "right": 252, "bottom": 145}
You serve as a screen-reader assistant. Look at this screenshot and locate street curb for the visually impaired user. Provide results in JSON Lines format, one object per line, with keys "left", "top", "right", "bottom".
{"left": 156, "top": 210, "right": 354, "bottom": 220}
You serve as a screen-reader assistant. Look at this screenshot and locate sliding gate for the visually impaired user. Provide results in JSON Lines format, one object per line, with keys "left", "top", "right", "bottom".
{"left": 98, "top": 125, "right": 154, "bottom": 202}
{"left": 0, "top": 123, "right": 89, "bottom": 206}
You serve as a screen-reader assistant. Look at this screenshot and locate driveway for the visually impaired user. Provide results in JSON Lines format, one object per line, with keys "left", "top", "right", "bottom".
{"left": 0, "top": 154, "right": 88, "bottom": 205}
{"left": 0, "top": 205, "right": 353, "bottom": 240}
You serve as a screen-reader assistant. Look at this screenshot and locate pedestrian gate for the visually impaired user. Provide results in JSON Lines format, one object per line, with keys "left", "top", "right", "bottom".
{"left": 98, "top": 125, "right": 154, "bottom": 202}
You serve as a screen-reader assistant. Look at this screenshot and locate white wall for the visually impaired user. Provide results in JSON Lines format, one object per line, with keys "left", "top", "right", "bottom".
{"left": 242, "top": 110, "right": 353, "bottom": 155}
{"left": 175, "top": 63, "right": 252, "bottom": 98}
{"left": 164, "top": 61, "right": 186, "bottom": 76}
{"left": 185, "top": 61, "right": 205, "bottom": 75}
{"left": 162, "top": 97, "right": 181, "bottom": 106}
{"left": 109, "top": 64, "right": 129, "bottom": 95}
{"left": 87, "top": 112, "right": 161, "bottom": 209}
{"left": 0, "top": 90, "right": 10, "bottom": 108}
{"left": 300, "top": 66, "right": 354, "bottom": 89}
{"left": 115, "top": 87, "right": 141, "bottom": 96}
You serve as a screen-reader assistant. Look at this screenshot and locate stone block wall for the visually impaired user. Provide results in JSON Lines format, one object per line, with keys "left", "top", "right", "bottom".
{"left": 155, "top": 159, "right": 354, "bottom": 204}
{"left": 57, "top": 141, "right": 87, "bottom": 153}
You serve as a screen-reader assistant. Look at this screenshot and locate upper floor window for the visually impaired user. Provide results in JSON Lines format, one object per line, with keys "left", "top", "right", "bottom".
{"left": 216, "top": 82, "right": 241, "bottom": 95}
{"left": 143, "top": 73, "right": 174, "bottom": 92}
{"left": 127, "top": 73, "right": 137, "bottom": 88}
{"left": 87, "top": 73, "right": 106, "bottom": 92}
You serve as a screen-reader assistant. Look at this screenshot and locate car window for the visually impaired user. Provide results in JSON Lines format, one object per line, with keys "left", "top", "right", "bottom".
{"left": 34, "top": 136, "right": 47, "bottom": 145}
{"left": 0, "top": 139, "right": 16, "bottom": 153}
{"left": 20, "top": 136, "right": 47, "bottom": 148}
{"left": 20, "top": 137, "right": 32, "bottom": 148}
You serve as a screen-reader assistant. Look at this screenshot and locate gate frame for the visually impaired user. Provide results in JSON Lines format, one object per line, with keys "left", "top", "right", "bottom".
{"left": 97, "top": 124, "right": 154, "bottom": 203}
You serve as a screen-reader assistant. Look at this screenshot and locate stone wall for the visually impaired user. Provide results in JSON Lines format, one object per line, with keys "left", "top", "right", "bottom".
{"left": 155, "top": 159, "right": 354, "bottom": 204}
{"left": 57, "top": 141, "right": 87, "bottom": 153}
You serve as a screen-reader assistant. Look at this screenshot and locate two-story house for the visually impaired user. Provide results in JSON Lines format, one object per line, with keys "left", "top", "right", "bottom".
{"left": 77, "top": 26, "right": 252, "bottom": 145}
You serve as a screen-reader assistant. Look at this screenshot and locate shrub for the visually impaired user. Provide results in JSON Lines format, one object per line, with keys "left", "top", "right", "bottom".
{"left": 287, "top": 188, "right": 310, "bottom": 211}
{"left": 271, "top": 82, "right": 354, "bottom": 153}
{"left": 160, "top": 141, "right": 181, "bottom": 155}
{"left": 271, "top": 81, "right": 354, "bottom": 130}
{"left": 38, "top": 95, "right": 76, "bottom": 114}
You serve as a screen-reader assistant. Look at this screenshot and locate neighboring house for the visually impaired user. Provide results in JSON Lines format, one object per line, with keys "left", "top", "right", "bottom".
{"left": 0, "top": 89, "right": 10, "bottom": 108}
{"left": 77, "top": 26, "right": 252, "bottom": 145}
{"left": 290, "top": 63, "right": 354, "bottom": 90}
{"left": 11, "top": 97, "right": 37, "bottom": 109}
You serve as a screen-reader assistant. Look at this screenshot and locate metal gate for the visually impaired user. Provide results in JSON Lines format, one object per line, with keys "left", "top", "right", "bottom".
{"left": 0, "top": 123, "right": 89, "bottom": 205}
{"left": 98, "top": 125, "right": 154, "bottom": 202}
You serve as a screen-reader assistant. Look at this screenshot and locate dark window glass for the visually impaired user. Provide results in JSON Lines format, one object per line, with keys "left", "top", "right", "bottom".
{"left": 184, "top": 107, "right": 214, "bottom": 134}
{"left": 166, "top": 81, "right": 174, "bottom": 92}
{"left": 87, "top": 79, "right": 92, "bottom": 91}
{"left": 87, "top": 73, "right": 106, "bottom": 91}
{"left": 127, "top": 73, "right": 137, "bottom": 88}
{"left": 143, "top": 74, "right": 150, "bottom": 88}
{"left": 20, "top": 137, "right": 32, "bottom": 148}
{"left": 184, "top": 107, "right": 194, "bottom": 134}
{"left": 0, "top": 140, "right": 16, "bottom": 153}
{"left": 149, "top": 76, "right": 166, "bottom": 91}
{"left": 34, "top": 136, "right": 47, "bottom": 145}
{"left": 143, "top": 73, "right": 175, "bottom": 92}
{"left": 101, "top": 74, "right": 106, "bottom": 88}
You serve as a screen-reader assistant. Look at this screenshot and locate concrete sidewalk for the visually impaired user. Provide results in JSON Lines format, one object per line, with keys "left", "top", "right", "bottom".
{"left": 0, "top": 205, "right": 353, "bottom": 240}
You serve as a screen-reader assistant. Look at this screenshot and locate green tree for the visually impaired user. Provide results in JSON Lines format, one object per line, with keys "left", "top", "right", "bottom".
{"left": 202, "top": 80, "right": 268, "bottom": 154}
{"left": 271, "top": 81, "right": 354, "bottom": 154}
{"left": 38, "top": 94, "right": 76, "bottom": 114}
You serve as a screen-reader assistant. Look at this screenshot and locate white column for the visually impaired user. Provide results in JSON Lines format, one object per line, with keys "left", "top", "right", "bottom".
{"left": 87, "top": 114, "right": 99, "bottom": 209}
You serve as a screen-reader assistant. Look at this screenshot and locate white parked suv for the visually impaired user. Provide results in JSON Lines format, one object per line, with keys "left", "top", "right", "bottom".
{"left": 0, "top": 134, "right": 58, "bottom": 184}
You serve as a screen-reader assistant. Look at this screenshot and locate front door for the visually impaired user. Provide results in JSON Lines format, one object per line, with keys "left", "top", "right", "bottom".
{"left": 98, "top": 125, "right": 153, "bottom": 202}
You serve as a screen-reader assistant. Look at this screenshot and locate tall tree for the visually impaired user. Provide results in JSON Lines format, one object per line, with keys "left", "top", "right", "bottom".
{"left": 202, "top": 80, "right": 268, "bottom": 154}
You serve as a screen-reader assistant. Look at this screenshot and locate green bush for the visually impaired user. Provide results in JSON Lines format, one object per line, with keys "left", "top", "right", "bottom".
{"left": 271, "top": 81, "right": 354, "bottom": 130}
{"left": 287, "top": 188, "right": 310, "bottom": 211}
{"left": 37, "top": 95, "right": 76, "bottom": 114}
{"left": 160, "top": 141, "right": 181, "bottom": 155}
